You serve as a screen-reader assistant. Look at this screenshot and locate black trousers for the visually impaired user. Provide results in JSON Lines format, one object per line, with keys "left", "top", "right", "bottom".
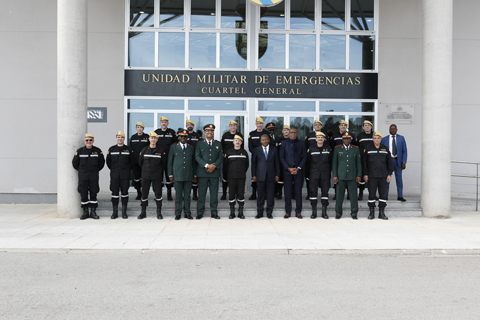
{"left": 78, "top": 178, "right": 99, "bottom": 208}
{"left": 141, "top": 178, "right": 163, "bottom": 207}
{"left": 284, "top": 170, "right": 303, "bottom": 213}
{"left": 162, "top": 166, "right": 173, "bottom": 189}
{"left": 132, "top": 164, "right": 142, "bottom": 189}
{"left": 358, "top": 176, "right": 367, "bottom": 191}
{"left": 110, "top": 178, "right": 130, "bottom": 205}
{"left": 257, "top": 180, "right": 275, "bottom": 215}
{"left": 309, "top": 176, "right": 330, "bottom": 206}
{"left": 228, "top": 178, "right": 246, "bottom": 204}
{"left": 368, "top": 177, "right": 388, "bottom": 208}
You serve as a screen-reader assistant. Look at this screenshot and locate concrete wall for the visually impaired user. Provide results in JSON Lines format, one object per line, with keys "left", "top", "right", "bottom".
{"left": 0, "top": 0, "right": 124, "bottom": 196}
{"left": 1, "top": 0, "right": 479, "bottom": 200}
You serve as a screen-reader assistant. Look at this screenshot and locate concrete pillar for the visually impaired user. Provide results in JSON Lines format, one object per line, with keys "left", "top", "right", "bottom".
{"left": 421, "top": 0, "right": 453, "bottom": 218}
{"left": 57, "top": 0, "right": 88, "bottom": 218}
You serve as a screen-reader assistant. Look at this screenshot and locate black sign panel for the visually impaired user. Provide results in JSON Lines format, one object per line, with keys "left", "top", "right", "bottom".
{"left": 125, "top": 70, "right": 377, "bottom": 99}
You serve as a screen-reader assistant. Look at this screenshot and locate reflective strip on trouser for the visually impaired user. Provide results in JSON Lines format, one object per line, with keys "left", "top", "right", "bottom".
{"left": 368, "top": 177, "right": 388, "bottom": 208}
{"left": 308, "top": 176, "right": 330, "bottom": 206}
{"left": 110, "top": 178, "right": 130, "bottom": 204}
{"left": 78, "top": 179, "right": 99, "bottom": 208}
{"left": 228, "top": 178, "right": 246, "bottom": 203}
{"left": 141, "top": 178, "right": 163, "bottom": 207}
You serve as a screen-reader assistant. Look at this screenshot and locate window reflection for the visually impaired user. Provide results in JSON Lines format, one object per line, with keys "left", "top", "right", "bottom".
{"left": 130, "top": 0, "right": 154, "bottom": 27}
{"left": 160, "top": 0, "right": 184, "bottom": 27}
{"left": 291, "top": 0, "right": 315, "bottom": 29}
{"left": 128, "top": 99, "right": 184, "bottom": 110}
{"left": 260, "top": 2, "right": 285, "bottom": 29}
{"left": 290, "top": 117, "right": 314, "bottom": 141}
{"left": 189, "top": 33, "right": 216, "bottom": 68}
{"left": 220, "top": 33, "right": 247, "bottom": 68}
{"left": 156, "top": 113, "right": 185, "bottom": 133}
{"left": 128, "top": 113, "right": 154, "bottom": 138}
{"left": 320, "top": 102, "right": 374, "bottom": 112}
{"left": 220, "top": 115, "right": 245, "bottom": 136}
{"left": 128, "top": 32, "right": 155, "bottom": 67}
{"left": 351, "top": 0, "right": 374, "bottom": 31}
{"left": 322, "top": 0, "right": 345, "bottom": 30}
{"left": 189, "top": 100, "right": 246, "bottom": 111}
{"left": 320, "top": 35, "right": 346, "bottom": 69}
{"left": 158, "top": 33, "right": 185, "bottom": 68}
{"left": 350, "top": 35, "right": 375, "bottom": 70}
{"left": 258, "top": 34, "right": 285, "bottom": 68}
{"left": 349, "top": 115, "right": 374, "bottom": 136}
{"left": 289, "top": 35, "right": 315, "bottom": 69}
{"left": 190, "top": 116, "right": 214, "bottom": 137}
{"left": 261, "top": 117, "right": 284, "bottom": 138}
{"left": 319, "top": 115, "right": 345, "bottom": 138}
{"left": 191, "top": 0, "right": 216, "bottom": 28}
{"left": 258, "top": 101, "right": 315, "bottom": 112}
{"left": 221, "top": 0, "right": 246, "bottom": 29}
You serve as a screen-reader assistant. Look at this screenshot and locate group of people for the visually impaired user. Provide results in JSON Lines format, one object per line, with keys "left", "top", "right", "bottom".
{"left": 72, "top": 116, "right": 407, "bottom": 221}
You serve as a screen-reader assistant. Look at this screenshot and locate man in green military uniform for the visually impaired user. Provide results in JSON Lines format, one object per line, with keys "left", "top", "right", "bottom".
{"left": 332, "top": 132, "right": 362, "bottom": 219}
{"left": 168, "top": 129, "right": 197, "bottom": 220}
{"left": 195, "top": 124, "right": 223, "bottom": 219}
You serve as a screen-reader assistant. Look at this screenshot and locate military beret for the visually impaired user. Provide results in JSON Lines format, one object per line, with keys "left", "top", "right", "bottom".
{"left": 234, "top": 135, "right": 243, "bottom": 141}
{"left": 315, "top": 131, "right": 326, "bottom": 137}
{"left": 85, "top": 134, "right": 94, "bottom": 139}
{"left": 116, "top": 131, "right": 125, "bottom": 138}
{"left": 283, "top": 125, "right": 290, "bottom": 130}
{"left": 186, "top": 120, "right": 194, "bottom": 125}
{"left": 342, "top": 132, "right": 352, "bottom": 139}
{"left": 229, "top": 120, "right": 238, "bottom": 125}
{"left": 339, "top": 120, "right": 348, "bottom": 125}
{"left": 177, "top": 129, "right": 188, "bottom": 136}
{"left": 203, "top": 124, "right": 215, "bottom": 131}
{"left": 160, "top": 116, "right": 169, "bottom": 121}
{"left": 149, "top": 131, "right": 159, "bottom": 138}
{"left": 314, "top": 120, "right": 323, "bottom": 125}
{"left": 255, "top": 117, "right": 264, "bottom": 123}
{"left": 136, "top": 121, "right": 145, "bottom": 128}
{"left": 364, "top": 120, "right": 373, "bottom": 126}
{"left": 373, "top": 131, "right": 383, "bottom": 138}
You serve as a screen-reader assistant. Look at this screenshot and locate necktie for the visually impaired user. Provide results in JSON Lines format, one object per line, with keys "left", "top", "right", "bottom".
{"left": 182, "top": 144, "right": 185, "bottom": 151}
{"left": 392, "top": 136, "right": 397, "bottom": 156}
{"left": 209, "top": 141, "right": 212, "bottom": 148}
{"left": 264, "top": 147, "right": 268, "bottom": 159}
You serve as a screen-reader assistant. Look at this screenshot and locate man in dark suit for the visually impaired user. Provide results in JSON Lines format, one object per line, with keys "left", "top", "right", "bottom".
{"left": 381, "top": 124, "right": 408, "bottom": 201}
{"left": 280, "top": 127, "right": 307, "bottom": 219}
{"left": 252, "top": 134, "right": 280, "bottom": 219}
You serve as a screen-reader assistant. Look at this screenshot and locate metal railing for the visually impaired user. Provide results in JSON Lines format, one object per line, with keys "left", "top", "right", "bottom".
{"left": 452, "top": 161, "right": 480, "bottom": 211}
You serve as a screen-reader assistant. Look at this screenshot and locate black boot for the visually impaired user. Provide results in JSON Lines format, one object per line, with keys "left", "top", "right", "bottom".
{"left": 310, "top": 201, "right": 317, "bottom": 219}
{"left": 229, "top": 203, "right": 235, "bottom": 219}
{"left": 221, "top": 184, "right": 228, "bottom": 200}
{"left": 137, "top": 206, "right": 147, "bottom": 219}
{"left": 80, "top": 207, "right": 89, "bottom": 220}
{"left": 321, "top": 205, "right": 329, "bottom": 219}
{"left": 111, "top": 203, "right": 118, "bottom": 219}
{"left": 378, "top": 207, "right": 388, "bottom": 220}
{"left": 156, "top": 201, "right": 163, "bottom": 219}
{"left": 135, "top": 188, "right": 141, "bottom": 200}
{"left": 167, "top": 187, "right": 173, "bottom": 201}
{"left": 192, "top": 187, "right": 198, "bottom": 201}
{"left": 358, "top": 189, "right": 364, "bottom": 201}
{"left": 90, "top": 207, "right": 99, "bottom": 219}
{"left": 121, "top": 204, "right": 128, "bottom": 219}
{"left": 249, "top": 186, "right": 257, "bottom": 200}
{"left": 238, "top": 203, "right": 245, "bottom": 219}
{"left": 368, "top": 206, "right": 375, "bottom": 220}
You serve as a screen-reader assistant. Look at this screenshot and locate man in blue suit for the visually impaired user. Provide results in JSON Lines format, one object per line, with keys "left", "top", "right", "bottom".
{"left": 252, "top": 134, "right": 280, "bottom": 219}
{"left": 280, "top": 127, "right": 307, "bottom": 218}
{"left": 381, "top": 124, "right": 408, "bottom": 201}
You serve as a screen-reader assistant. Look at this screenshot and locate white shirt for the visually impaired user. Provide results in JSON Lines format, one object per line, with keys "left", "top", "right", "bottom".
{"left": 262, "top": 145, "right": 269, "bottom": 155}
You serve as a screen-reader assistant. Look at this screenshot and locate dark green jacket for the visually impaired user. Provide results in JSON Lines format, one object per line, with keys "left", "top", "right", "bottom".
{"left": 332, "top": 145, "right": 361, "bottom": 180}
{"left": 168, "top": 143, "right": 196, "bottom": 182}
{"left": 195, "top": 139, "right": 223, "bottom": 178}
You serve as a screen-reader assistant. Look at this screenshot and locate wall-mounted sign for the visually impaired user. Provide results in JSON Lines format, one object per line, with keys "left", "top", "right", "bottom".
{"left": 386, "top": 105, "right": 414, "bottom": 123}
{"left": 87, "top": 108, "right": 107, "bottom": 123}
{"left": 125, "top": 70, "right": 378, "bottom": 99}
{"left": 249, "top": 0, "right": 284, "bottom": 7}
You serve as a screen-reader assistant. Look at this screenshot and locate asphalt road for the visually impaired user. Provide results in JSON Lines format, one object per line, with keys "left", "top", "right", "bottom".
{"left": 1, "top": 250, "right": 479, "bottom": 320}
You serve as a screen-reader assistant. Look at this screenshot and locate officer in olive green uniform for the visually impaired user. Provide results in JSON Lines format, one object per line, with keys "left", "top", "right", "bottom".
{"left": 195, "top": 124, "right": 223, "bottom": 219}
{"left": 332, "top": 132, "right": 362, "bottom": 219}
{"left": 168, "top": 129, "right": 197, "bottom": 220}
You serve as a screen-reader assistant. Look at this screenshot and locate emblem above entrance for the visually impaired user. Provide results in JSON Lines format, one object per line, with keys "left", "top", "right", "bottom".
{"left": 249, "top": 0, "right": 283, "bottom": 7}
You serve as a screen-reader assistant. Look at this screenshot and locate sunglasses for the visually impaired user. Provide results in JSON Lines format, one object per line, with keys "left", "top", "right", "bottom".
{"left": 85, "top": 139, "right": 93, "bottom": 142}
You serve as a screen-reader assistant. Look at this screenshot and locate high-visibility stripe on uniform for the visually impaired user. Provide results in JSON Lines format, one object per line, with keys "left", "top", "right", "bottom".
{"left": 144, "top": 154, "right": 161, "bottom": 158}
{"left": 228, "top": 155, "right": 247, "bottom": 159}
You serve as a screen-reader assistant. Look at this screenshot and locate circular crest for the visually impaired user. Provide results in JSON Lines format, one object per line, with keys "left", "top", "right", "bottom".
{"left": 248, "top": 0, "right": 284, "bottom": 7}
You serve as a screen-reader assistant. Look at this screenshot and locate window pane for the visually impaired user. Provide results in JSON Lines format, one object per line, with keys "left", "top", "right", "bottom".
{"left": 189, "top": 100, "right": 246, "bottom": 111}
{"left": 319, "top": 115, "right": 345, "bottom": 138}
{"left": 351, "top": 0, "right": 374, "bottom": 31}
{"left": 349, "top": 115, "right": 374, "bottom": 136}
{"left": 260, "top": 117, "right": 284, "bottom": 138}
{"left": 128, "top": 99, "right": 184, "bottom": 110}
{"left": 322, "top": 0, "right": 345, "bottom": 30}
{"left": 258, "top": 34, "right": 285, "bottom": 69}
{"left": 221, "top": 0, "right": 246, "bottom": 28}
{"left": 189, "top": 33, "right": 216, "bottom": 68}
{"left": 190, "top": 116, "right": 215, "bottom": 138}
{"left": 128, "top": 32, "right": 155, "bottom": 67}
{"left": 290, "top": 117, "right": 314, "bottom": 141}
{"left": 191, "top": 0, "right": 216, "bottom": 28}
{"left": 260, "top": 2, "right": 285, "bottom": 29}
{"left": 220, "top": 115, "right": 245, "bottom": 136}
{"left": 291, "top": 0, "right": 315, "bottom": 29}
{"left": 160, "top": 0, "right": 184, "bottom": 27}
{"left": 320, "top": 35, "right": 346, "bottom": 69}
{"left": 289, "top": 35, "right": 315, "bottom": 69}
{"left": 156, "top": 113, "right": 184, "bottom": 133}
{"left": 130, "top": 0, "right": 154, "bottom": 27}
{"left": 220, "top": 33, "right": 247, "bottom": 68}
{"left": 350, "top": 35, "right": 375, "bottom": 70}
{"left": 158, "top": 33, "right": 185, "bottom": 67}
{"left": 320, "top": 102, "right": 375, "bottom": 112}
{"left": 128, "top": 113, "right": 154, "bottom": 139}
{"left": 258, "top": 101, "right": 315, "bottom": 112}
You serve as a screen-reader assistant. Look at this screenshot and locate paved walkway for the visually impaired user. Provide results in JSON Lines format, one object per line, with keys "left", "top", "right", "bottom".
{"left": 1, "top": 204, "right": 480, "bottom": 251}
